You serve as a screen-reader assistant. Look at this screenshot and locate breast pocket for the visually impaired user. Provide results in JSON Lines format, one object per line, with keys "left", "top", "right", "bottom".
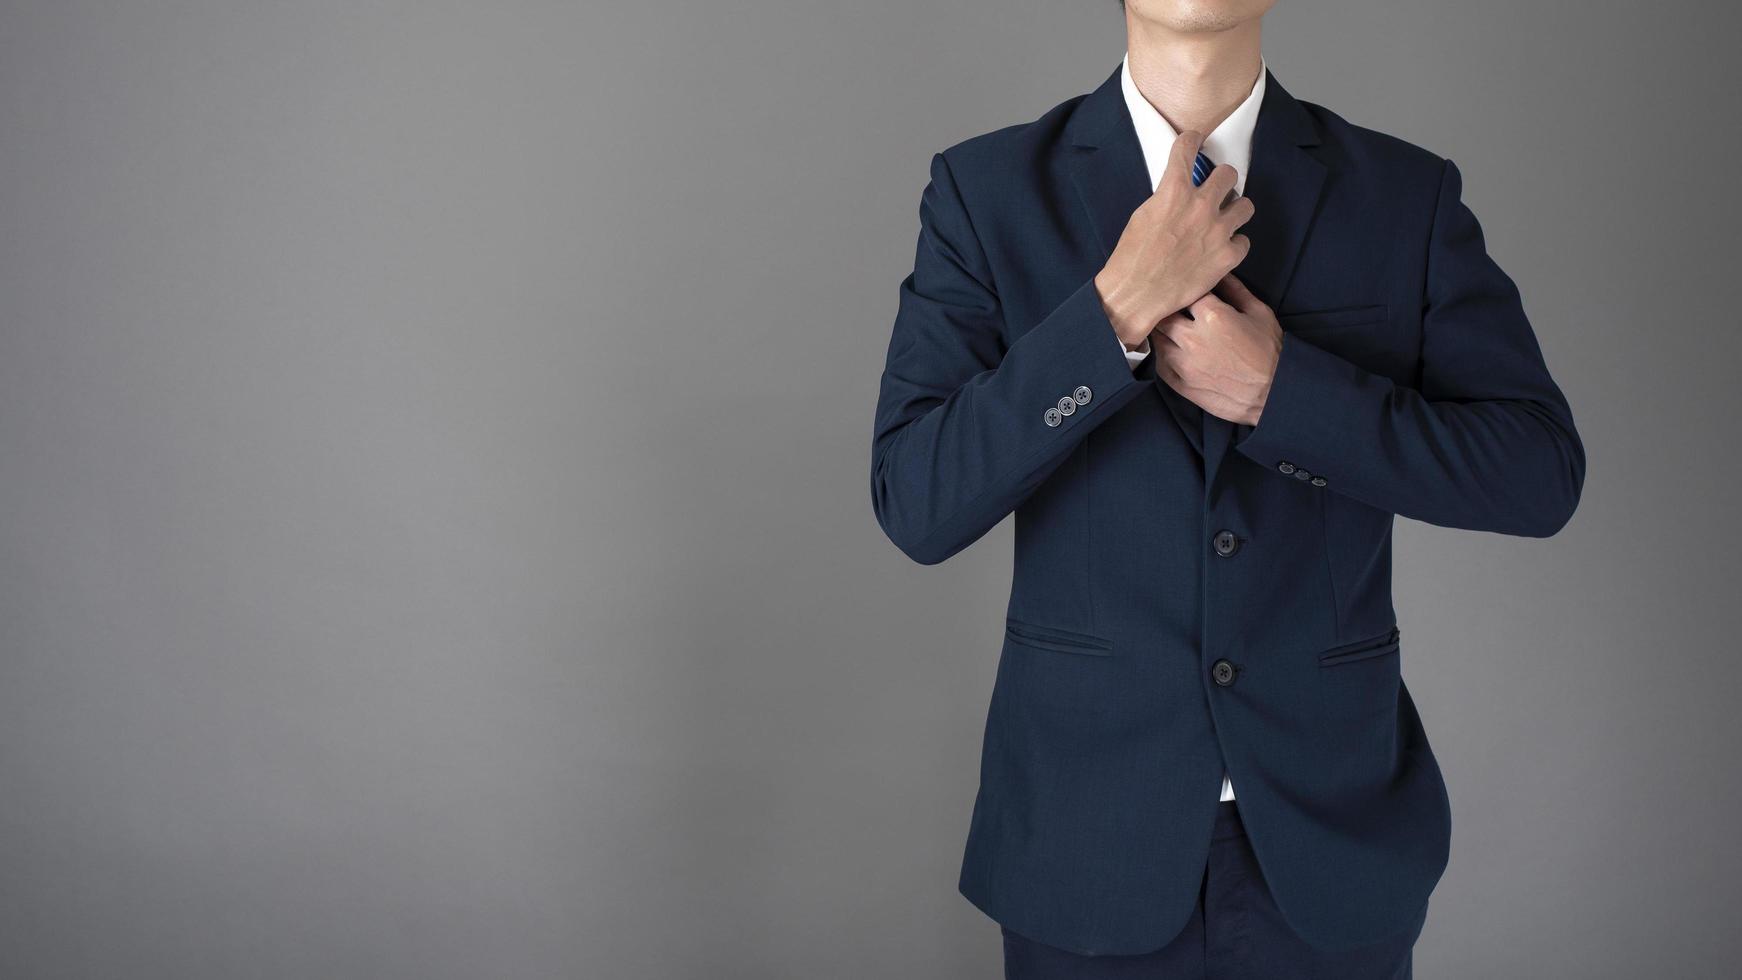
{"left": 1277, "top": 303, "right": 1390, "bottom": 331}
{"left": 1277, "top": 303, "right": 1408, "bottom": 379}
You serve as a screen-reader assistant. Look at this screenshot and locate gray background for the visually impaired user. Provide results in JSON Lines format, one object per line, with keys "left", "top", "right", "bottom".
{"left": 1, "top": 1, "right": 1737, "bottom": 977}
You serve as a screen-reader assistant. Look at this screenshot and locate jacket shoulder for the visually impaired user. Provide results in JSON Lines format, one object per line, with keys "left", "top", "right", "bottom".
{"left": 922, "top": 89, "right": 1089, "bottom": 219}
{"left": 1297, "top": 98, "right": 1450, "bottom": 188}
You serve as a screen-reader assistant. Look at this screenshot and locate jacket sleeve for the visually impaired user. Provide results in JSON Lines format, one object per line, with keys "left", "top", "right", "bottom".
{"left": 1232, "top": 158, "right": 1586, "bottom": 536}
{"left": 870, "top": 152, "right": 1153, "bottom": 565}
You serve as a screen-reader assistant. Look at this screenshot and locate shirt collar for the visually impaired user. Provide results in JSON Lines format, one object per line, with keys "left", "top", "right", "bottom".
{"left": 1120, "top": 52, "right": 1267, "bottom": 196}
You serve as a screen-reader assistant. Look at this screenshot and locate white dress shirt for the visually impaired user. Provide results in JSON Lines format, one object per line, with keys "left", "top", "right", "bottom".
{"left": 1115, "top": 52, "right": 1267, "bottom": 803}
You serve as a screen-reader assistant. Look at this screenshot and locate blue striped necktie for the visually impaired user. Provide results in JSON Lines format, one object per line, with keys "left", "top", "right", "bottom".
{"left": 1191, "top": 150, "right": 1215, "bottom": 186}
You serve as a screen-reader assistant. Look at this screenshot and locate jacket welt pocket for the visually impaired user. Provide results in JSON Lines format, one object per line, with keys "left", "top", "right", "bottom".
{"left": 1277, "top": 303, "right": 1389, "bottom": 331}
{"left": 1317, "top": 626, "right": 1401, "bottom": 667}
{"left": 1004, "top": 618, "right": 1113, "bottom": 656}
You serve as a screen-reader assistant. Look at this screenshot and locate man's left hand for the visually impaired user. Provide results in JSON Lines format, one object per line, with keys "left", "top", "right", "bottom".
{"left": 1151, "top": 273, "right": 1283, "bottom": 427}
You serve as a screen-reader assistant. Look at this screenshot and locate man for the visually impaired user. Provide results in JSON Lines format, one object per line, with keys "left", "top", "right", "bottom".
{"left": 869, "top": 0, "right": 1585, "bottom": 976}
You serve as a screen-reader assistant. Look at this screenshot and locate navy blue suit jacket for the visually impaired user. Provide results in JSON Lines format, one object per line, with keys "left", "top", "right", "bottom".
{"left": 869, "top": 63, "right": 1585, "bottom": 956}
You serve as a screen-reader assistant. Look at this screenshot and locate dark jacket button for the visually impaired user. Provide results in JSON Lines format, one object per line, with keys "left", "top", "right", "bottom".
{"left": 1211, "top": 659, "right": 1237, "bottom": 686}
{"left": 1277, "top": 461, "right": 1296, "bottom": 475}
{"left": 1212, "top": 529, "right": 1241, "bottom": 557}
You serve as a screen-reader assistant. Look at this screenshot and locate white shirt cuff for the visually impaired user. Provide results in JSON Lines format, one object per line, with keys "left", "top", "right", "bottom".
{"left": 1121, "top": 335, "right": 1151, "bottom": 368}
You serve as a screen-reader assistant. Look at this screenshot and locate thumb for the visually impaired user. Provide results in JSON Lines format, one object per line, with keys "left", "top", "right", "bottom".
{"left": 1215, "top": 273, "right": 1264, "bottom": 314}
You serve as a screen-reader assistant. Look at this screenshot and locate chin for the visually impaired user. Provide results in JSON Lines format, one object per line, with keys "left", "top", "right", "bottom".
{"left": 1128, "top": 0, "right": 1275, "bottom": 33}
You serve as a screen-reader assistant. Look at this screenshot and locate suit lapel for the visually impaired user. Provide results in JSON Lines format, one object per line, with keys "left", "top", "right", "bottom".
{"left": 1065, "top": 65, "right": 1205, "bottom": 458}
{"left": 1200, "top": 70, "right": 1327, "bottom": 488}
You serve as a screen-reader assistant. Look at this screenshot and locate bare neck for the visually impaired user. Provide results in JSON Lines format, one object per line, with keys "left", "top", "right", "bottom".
{"left": 1124, "top": 17, "right": 1264, "bottom": 136}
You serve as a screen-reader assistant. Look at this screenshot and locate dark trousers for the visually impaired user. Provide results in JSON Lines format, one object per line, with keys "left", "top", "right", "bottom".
{"left": 1000, "top": 802, "right": 1426, "bottom": 980}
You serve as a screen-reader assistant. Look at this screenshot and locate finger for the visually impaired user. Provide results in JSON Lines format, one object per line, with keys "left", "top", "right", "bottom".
{"left": 1152, "top": 310, "right": 1191, "bottom": 345}
{"left": 1164, "top": 130, "right": 1207, "bottom": 189}
{"left": 1189, "top": 290, "right": 1231, "bottom": 320}
{"left": 1215, "top": 272, "right": 1262, "bottom": 313}
{"left": 1228, "top": 232, "right": 1251, "bottom": 265}
{"left": 1220, "top": 194, "right": 1255, "bottom": 229}
{"left": 1200, "top": 163, "right": 1238, "bottom": 202}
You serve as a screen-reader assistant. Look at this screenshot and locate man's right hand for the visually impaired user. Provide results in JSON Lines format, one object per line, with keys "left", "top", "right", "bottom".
{"left": 1093, "top": 130, "right": 1256, "bottom": 349}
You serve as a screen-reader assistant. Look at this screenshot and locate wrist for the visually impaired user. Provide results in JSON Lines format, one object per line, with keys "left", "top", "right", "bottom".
{"left": 1094, "top": 268, "right": 1162, "bottom": 348}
